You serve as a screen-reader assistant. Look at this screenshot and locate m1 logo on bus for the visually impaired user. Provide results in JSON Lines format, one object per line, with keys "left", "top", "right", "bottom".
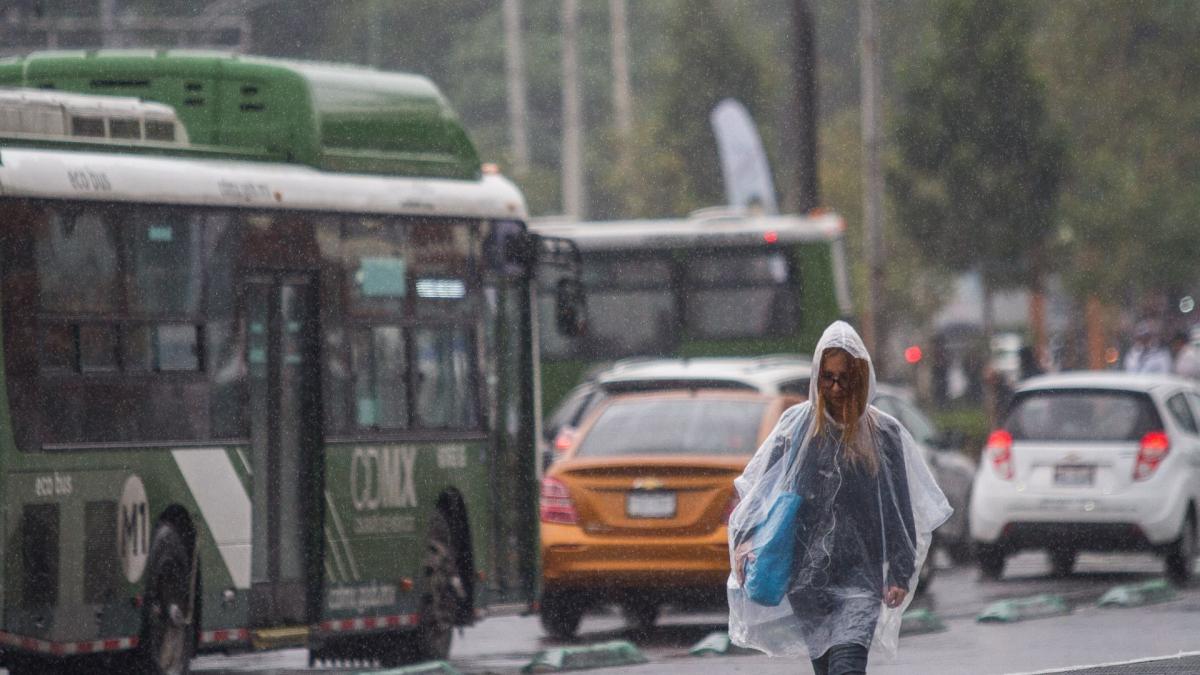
{"left": 118, "top": 475, "right": 151, "bottom": 583}
{"left": 350, "top": 446, "right": 418, "bottom": 511}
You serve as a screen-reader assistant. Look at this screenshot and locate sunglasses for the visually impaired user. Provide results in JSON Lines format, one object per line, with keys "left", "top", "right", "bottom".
{"left": 819, "top": 372, "right": 853, "bottom": 388}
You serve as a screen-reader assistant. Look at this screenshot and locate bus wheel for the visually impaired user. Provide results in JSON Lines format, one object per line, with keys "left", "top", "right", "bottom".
{"left": 135, "top": 524, "right": 196, "bottom": 675}
{"left": 382, "top": 510, "right": 461, "bottom": 666}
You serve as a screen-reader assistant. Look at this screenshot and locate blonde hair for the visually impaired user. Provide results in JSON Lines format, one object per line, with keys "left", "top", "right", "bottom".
{"left": 813, "top": 348, "right": 878, "bottom": 474}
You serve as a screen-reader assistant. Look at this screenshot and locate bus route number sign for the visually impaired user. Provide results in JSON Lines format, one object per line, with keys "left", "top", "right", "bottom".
{"left": 119, "top": 475, "right": 150, "bottom": 583}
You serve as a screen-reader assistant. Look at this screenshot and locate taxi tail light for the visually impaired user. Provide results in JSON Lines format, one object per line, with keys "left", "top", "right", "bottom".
{"left": 1134, "top": 430, "right": 1170, "bottom": 481}
{"left": 552, "top": 427, "right": 577, "bottom": 455}
{"left": 722, "top": 492, "right": 740, "bottom": 525}
{"left": 540, "top": 476, "right": 579, "bottom": 525}
{"left": 986, "top": 429, "right": 1014, "bottom": 480}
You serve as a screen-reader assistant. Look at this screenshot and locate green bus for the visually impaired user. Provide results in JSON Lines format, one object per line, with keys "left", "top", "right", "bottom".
{"left": 0, "top": 51, "right": 574, "bottom": 673}
{"left": 530, "top": 210, "right": 852, "bottom": 413}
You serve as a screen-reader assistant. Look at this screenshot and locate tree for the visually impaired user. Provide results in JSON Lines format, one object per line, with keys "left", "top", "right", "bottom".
{"left": 1037, "top": 1, "right": 1200, "bottom": 324}
{"left": 889, "top": 0, "right": 1065, "bottom": 343}
{"left": 624, "top": 0, "right": 770, "bottom": 216}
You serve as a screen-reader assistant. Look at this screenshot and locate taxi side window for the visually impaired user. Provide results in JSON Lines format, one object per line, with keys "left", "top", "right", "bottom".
{"left": 1166, "top": 393, "right": 1198, "bottom": 435}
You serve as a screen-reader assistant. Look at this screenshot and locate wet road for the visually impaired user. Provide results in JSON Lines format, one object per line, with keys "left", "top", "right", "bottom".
{"left": 191, "top": 551, "right": 1200, "bottom": 674}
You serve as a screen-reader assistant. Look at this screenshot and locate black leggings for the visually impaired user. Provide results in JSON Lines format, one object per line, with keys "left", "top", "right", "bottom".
{"left": 811, "top": 642, "right": 869, "bottom": 675}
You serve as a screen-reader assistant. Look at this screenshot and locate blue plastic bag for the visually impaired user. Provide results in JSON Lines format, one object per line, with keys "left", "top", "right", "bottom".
{"left": 744, "top": 491, "right": 803, "bottom": 606}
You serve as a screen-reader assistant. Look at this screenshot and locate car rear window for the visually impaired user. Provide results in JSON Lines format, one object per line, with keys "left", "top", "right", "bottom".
{"left": 576, "top": 398, "right": 768, "bottom": 457}
{"left": 1006, "top": 389, "right": 1162, "bottom": 441}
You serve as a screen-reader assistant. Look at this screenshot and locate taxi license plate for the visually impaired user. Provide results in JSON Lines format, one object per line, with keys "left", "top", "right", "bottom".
{"left": 626, "top": 491, "right": 676, "bottom": 519}
{"left": 1054, "top": 465, "right": 1094, "bottom": 487}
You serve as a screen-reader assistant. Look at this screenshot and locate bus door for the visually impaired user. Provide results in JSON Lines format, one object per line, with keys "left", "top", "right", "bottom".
{"left": 245, "top": 273, "right": 323, "bottom": 627}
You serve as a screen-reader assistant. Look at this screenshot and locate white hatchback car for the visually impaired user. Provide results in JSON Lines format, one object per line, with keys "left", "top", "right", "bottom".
{"left": 969, "top": 371, "right": 1200, "bottom": 582}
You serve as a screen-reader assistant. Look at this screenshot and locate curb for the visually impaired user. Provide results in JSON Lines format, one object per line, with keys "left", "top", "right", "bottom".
{"left": 1097, "top": 578, "right": 1178, "bottom": 608}
{"left": 358, "top": 661, "right": 462, "bottom": 675}
{"left": 900, "top": 608, "right": 947, "bottom": 636}
{"left": 977, "top": 594, "right": 1070, "bottom": 623}
{"left": 521, "top": 640, "right": 648, "bottom": 673}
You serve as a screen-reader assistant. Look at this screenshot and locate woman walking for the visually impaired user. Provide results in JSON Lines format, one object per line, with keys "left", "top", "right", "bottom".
{"left": 729, "top": 321, "right": 951, "bottom": 674}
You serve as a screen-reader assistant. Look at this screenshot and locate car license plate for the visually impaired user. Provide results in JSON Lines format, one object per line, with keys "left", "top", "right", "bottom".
{"left": 1054, "top": 465, "right": 1094, "bottom": 487}
{"left": 626, "top": 491, "right": 676, "bottom": 518}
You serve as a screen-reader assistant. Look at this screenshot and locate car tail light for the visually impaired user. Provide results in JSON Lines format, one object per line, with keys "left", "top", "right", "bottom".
{"left": 722, "top": 492, "right": 740, "bottom": 525}
{"left": 552, "top": 427, "right": 577, "bottom": 455}
{"left": 1134, "top": 430, "right": 1170, "bottom": 481}
{"left": 986, "top": 429, "right": 1014, "bottom": 480}
{"left": 540, "top": 476, "right": 579, "bottom": 525}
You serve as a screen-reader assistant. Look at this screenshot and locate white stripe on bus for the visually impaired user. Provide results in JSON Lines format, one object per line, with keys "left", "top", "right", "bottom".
{"left": 172, "top": 448, "right": 252, "bottom": 589}
{"left": 324, "top": 490, "right": 361, "bottom": 580}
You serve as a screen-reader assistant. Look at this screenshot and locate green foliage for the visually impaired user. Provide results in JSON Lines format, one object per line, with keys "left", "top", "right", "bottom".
{"left": 1036, "top": 1, "right": 1200, "bottom": 299}
{"left": 622, "top": 0, "right": 771, "bottom": 217}
{"left": 932, "top": 405, "right": 990, "bottom": 461}
{"left": 889, "top": 0, "right": 1066, "bottom": 288}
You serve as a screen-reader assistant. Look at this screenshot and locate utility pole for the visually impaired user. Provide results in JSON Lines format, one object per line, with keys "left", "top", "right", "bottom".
{"left": 366, "top": 0, "right": 384, "bottom": 67}
{"left": 503, "top": 0, "right": 530, "bottom": 177}
{"left": 609, "top": 0, "right": 633, "bottom": 140}
{"left": 561, "top": 0, "right": 586, "bottom": 220}
{"left": 791, "top": 0, "right": 819, "bottom": 214}
{"left": 100, "top": 0, "right": 121, "bottom": 48}
{"left": 860, "top": 0, "right": 885, "bottom": 367}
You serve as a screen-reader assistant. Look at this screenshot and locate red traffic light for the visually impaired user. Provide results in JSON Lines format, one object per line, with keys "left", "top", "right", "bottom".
{"left": 904, "top": 345, "right": 923, "bottom": 364}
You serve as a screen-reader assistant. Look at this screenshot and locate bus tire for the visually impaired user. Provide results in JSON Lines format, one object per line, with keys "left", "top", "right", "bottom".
{"left": 380, "top": 510, "right": 461, "bottom": 666}
{"left": 134, "top": 523, "right": 197, "bottom": 675}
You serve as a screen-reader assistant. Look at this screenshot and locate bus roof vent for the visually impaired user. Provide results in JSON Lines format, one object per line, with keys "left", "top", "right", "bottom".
{"left": 0, "top": 87, "right": 190, "bottom": 145}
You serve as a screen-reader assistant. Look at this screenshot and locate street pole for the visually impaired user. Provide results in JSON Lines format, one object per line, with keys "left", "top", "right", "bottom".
{"left": 609, "top": 0, "right": 633, "bottom": 184}
{"left": 503, "top": 0, "right": 530, "bottom": 177}
{"left": 860, "top": 0, "right": 885, "bottom": 370}
{"left": 561, "top": 0, "right": 586, "bottom": 220}
{"left": 791, "top": 0, "right": 819, "bottom": 214}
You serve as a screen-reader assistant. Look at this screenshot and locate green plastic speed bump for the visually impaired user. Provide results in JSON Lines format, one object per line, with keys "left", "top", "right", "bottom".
{"left": 977, "top": 594, "right": 1070, "bottom": 623}
{"left": 521, "top": 640, "right": 648, "bottom": 673}
{"left": 358, "top": 661, "right": 462, "bottom": 675}
{"left": 688, "top": 631, "right": 757, "bottom": 657}
{"left": 1098, "top": 579, "right": 1177, "bottom": 608}
{"left": 900, "top": 608, "right": 946, "bottom": 636}
{"left": 689, "top": 631, "right": 732, "bottom": 656}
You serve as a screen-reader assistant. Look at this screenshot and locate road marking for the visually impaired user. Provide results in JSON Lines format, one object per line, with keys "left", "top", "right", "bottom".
{"left": 1006, "top": 649, "right": 1200, "bottom": 674}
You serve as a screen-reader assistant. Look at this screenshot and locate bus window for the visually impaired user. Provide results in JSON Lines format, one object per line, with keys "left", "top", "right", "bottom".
{"left": 683, "top": 250, "right": 798, "bottom": 339}
{"left": 124, "top": 210, "right": 203, "bottom": 316}
{"left": 352, "top": 326, "right": 409, "bottom": 430}
{"left": 580, "top": 255, "right": 677, "bottom": 357}
{"left": 345, "top": 218, "right": 407, "bottom": 317}
{"left": 411, "top": 220, "right": 476, "bottom": 319}
{"left": 414, "top": 327, "right": 478, "bottom": 429}
{"left": 35, "top": 209, "right": 120, "bottom": 314}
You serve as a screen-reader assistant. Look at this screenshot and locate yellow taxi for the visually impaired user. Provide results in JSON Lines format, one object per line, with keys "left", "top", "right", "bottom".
{"left": 538, "top": 389, "right": 801, "bottom": 638}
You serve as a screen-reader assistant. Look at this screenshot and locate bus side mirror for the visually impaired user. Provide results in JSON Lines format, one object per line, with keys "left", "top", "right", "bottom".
{"left": 555, "top": 278, "right": 587, "bottom": 337}
{"left": 486, "top": 221, "right": 535, "bottom": 277}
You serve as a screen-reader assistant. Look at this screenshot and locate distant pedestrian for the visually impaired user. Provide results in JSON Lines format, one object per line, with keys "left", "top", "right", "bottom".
{"left": 1170, "top": 330, "right": 1200, "bottom": 380}
{"left": 727, "top": 321, "right": 951, "bottom": 673}
{"left": 1123, "top": 321, "right": 1171, "bottom": 374}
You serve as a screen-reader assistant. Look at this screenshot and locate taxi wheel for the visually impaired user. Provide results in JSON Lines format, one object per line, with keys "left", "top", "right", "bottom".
{"left": 539, "top": 592, "right": 585, "bottom": 640}
{"left": 1166, "top": 512, "right": 1197, "bottom": 586}
{"left": 622, "top": 600, "right": 659, "bottom": 633}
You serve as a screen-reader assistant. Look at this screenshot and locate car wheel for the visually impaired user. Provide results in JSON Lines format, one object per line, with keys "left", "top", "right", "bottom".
{"left": 976, "top": 543, "right": 1005, "bottom": 581}
{"left": 539, "top": 592, "right": 585, "bottom": 640}
{"left": 1166, "top": 512, "right": 1197, "bottom": 586}
{"left": 621, "top": 599, "right": 660, "bottom": 633}
{"left": 1049, "top": 549, "right": 1077, "bottom": 578}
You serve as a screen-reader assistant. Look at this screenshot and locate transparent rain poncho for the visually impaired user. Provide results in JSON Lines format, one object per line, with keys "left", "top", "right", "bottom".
{"left": 727, "top": 321, "right": 952, "bottom": 659}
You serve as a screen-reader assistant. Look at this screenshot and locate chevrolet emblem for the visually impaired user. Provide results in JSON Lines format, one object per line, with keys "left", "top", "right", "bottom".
{"left": 632, "top": 478, "right": 664, "bottom": 491}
